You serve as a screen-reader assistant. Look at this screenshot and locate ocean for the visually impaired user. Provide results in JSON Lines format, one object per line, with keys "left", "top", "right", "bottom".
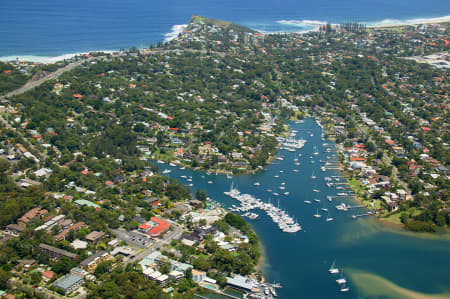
{"left": 0, "top": 0, "right": 449, "bottom": 61}
{"left": 159, "top": 118, "right": 450, "bottom": 299}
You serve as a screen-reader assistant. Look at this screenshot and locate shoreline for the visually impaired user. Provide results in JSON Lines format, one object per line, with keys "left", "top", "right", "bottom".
{"left": 1, "top": 15, "right": 449, "bottom": 64}
{"left": 330, "top": 135, "right": 450, "bottom": 240}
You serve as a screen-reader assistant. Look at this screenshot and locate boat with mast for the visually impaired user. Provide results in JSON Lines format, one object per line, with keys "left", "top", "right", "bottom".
{"left": 340, "top": 282, "right": 350, "bottom": 292}
{"left": 328, "top": 260, "right": 339, "bottom": 274}
{"left": 326, "top": 212, "right": 334, "bottom": 222}
{"left": 313, "top": 208, "right": 321, "bottom": 218}
{"left": 336, "top": 272, "right": 347, "bottom": 285}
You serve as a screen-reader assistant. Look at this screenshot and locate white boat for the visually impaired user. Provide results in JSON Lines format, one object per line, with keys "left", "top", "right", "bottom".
{"left": 304, "top": 200, "right": 312, "bottom": 204}
{"left": 169, "top": 162, "right": 176, "bottom": 167}
{"left": 321, "top": 208, "right": 328, "bottom": 212}
{"left": 274, "top": 175, "right": 279, "bottom": 178}
{"left": 328, "top": 260, "right": 339, "bottom": 274}
{"left": 313, "top": 189, "right": 320, "bottom": 192}
{"left": 162, "top": 169, "right": 171, "bottom": 174}
{"left": 313, "top": 208, "right": 321, "bottom": 218}
{"left": 180, "top": 166, "right": 186, "bottom": 170}
{"left": 336, "top": 278, "right": 347, "bottom": 284}
{"left": 207, "top": 181, "right": 213, "bottom": 184}
{"left": 340, "top": 283, "right": 350, "bottom": 292}
{"left": 311, "top": 171, "right": 317, "bottom": 179}
{"left": 270, "top": 286, "right": 277, "bottom": 297}
{"left": 283, "top": 192, "right": 290, "bottom": 196}
{"left": 253, "top": 182, "right": 260, "bottom": 186}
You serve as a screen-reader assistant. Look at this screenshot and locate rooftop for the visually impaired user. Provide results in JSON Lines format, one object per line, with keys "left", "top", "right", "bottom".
{"left": 52, "top": 274, "right": 83, "bottom": 292}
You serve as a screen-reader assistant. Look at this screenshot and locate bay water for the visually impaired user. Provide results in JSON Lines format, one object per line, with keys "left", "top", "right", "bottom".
{"left": 161, "top": 118, "right": 450, "bottom": 298}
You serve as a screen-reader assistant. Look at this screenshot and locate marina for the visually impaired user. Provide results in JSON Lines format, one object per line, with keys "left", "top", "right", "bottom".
{"left": 225, "top": 184, "right": 302, "bottom": 233}
{"left": 156, "top": 118, "right": 450, "bottom": 299}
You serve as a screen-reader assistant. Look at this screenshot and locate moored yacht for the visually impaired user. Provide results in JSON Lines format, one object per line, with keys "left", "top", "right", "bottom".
{"left": 340, "top": 283, "right": 350, "bottom": 292}
{"left": 313, "top": 208, "right": 321, "bottom": 218}
{"left": 328, "top": 260, "right": 339, "bottom": 274}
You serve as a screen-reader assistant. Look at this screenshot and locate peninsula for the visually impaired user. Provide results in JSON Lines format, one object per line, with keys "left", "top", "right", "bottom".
{"left": 0, "top": 15, "right": 448, "bottom": 298}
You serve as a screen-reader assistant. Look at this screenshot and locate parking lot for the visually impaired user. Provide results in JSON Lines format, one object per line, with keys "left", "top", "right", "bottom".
{"left": 111, "top": 229, "right": 153, "bottom": 248}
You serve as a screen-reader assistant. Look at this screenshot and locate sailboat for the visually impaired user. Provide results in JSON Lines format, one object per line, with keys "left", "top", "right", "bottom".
{"left": 313, "top": 146, "right": 319, "bottom": 155}
{"left": 328, "top": 260, "right": 339, "bottom": 274}
{"left": 313, "top": 208, "right": 321, "bottom": 218}
{"left": 336, "top": 272, "right": 347, "bottom": 284}
{"left": 311, "top": 170, "right": 317, "bottom": 179}
{"left": 340, "top": 283, "right": 350, "bottom": 292}
{"left": 326, "top": 212, "right": 334, "bottom": 222}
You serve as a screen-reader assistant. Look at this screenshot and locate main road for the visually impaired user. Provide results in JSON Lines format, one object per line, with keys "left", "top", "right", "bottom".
{"left": 1, "top": 48, "right": 225, "bottom": 99}
{"left": 3, "top": 57, "right": 95, "bottom": 98}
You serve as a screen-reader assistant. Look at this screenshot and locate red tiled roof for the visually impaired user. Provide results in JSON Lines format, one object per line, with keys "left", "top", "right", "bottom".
{"left": 149, "top": 217, "right": 170, "bottom": 237}
{"left": 42, "top": 270, "right": 55, "bottom": 279}
{"left": 350, "top": 157, "right": 366, "bottom": 161}
{"left": 139, "top": 224, "right": 151, "bottom": 230}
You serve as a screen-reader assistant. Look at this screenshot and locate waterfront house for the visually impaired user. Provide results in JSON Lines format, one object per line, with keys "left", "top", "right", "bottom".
{"left": 226, "top": 274, "right": 259, "bottom": 292}
{"left": 192, "top": 269, "right": 206, "bottom": 282}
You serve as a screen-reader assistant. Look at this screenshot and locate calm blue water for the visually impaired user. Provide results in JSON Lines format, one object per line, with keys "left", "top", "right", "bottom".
{"left": 0, "top": 0, "right": 449, "bottom": 58}
{"left": 159, "top": 118, "right": 450, "bottom": 298}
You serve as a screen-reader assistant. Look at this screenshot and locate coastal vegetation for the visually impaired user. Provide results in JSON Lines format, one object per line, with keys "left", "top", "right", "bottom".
{"left": 0, "top": 14, "right": 448, "bottom": 298}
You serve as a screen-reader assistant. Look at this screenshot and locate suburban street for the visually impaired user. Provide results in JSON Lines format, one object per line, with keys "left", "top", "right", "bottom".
{"left": 125, "top": 224, "right": 185, "bottom": 265}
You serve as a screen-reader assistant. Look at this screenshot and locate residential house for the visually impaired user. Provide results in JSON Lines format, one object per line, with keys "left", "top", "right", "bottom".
{"left": 85, "top": 231, "right": 104, "bottom": 244}
{"left": 42, "top": 270, "right": 55, "bottom": 282}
